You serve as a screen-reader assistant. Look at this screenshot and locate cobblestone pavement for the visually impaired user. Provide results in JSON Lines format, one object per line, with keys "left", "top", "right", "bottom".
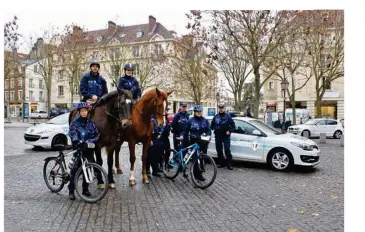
{"left": 4, "top": 128, "right": 344, "bottom": 232}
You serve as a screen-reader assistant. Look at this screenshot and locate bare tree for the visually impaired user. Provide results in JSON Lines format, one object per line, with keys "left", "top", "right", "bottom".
{"left": 101, "top": 44, "right": 130, "bottom": 85}
{"left": 28, "top": 25, "right": 60, "bottom": 113}
{"left": 187, "top": 10, "right": 296, "bottom": 118}
{"left": 169, "top": 35, "right": 214, "bottom": 105}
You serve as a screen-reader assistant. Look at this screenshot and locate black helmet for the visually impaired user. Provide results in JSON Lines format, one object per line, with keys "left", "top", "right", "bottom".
{"left": 89, "top": 59, "right": 100, "bottom": 69}
{"left": 124, "top": 63, "right": 134, "bottom": 71}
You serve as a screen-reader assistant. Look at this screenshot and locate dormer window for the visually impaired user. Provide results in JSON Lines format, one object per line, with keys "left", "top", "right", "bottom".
{"left": 136, "top": 31, "right": 143, "bottom": 38}
{"left": 96, "top": 36, "right": 103, "bottom": 42}
{"left": 119, "top": 33, "right": 126, "bottom": 38}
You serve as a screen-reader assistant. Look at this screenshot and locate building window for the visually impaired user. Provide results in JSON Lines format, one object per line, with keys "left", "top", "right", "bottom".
{"left": 92, "top": 51, "right": 99, "bottom": 59}
{"left": 9, "top": 91, "right": 14, "bottom": 101}
{"left": 39, "top": 79, "right": 43, "bottom": 89}
{"left": 5, "top": 91, "right": 9, "bottom": 101}
{"left": 18, "top": 78, "right": 22, "bottom": 88}
{"left": 134, "top": 64, "right": 140, "bottom": 76}
{"left": 268, "top": 81, "right": 274, "bottom": 90}
{"left": 74, "top": 84, "right": 79, "bottom": 95}
{"left": 10, "top": 78, "right": 14, "bottom": 89}
{"left": 136, "top": 31, "right": 143, "bottom": 38}
{"left": 39, "top": 91, "right": 43, "bottom": 101}
{"left": 29, "top": 91, "right": 34, "bottom": 100}
{"left": 133, "top": 46, "right": 140, "bottom": 57}
{"left": 34, "top": 65, "right": 38, "bottom": 73}
{"left": 29, "top": 79, "right": 34, "bottom": 88}
{"left": 5, "top": 79, "right": 9, "bottom": 89}
{"left": 58, "top": 70, "right": 64, "bottom": 81}
{"left": 109, "top": 48, "right": 120, "bottom": 60}
{"left": 58, "top": 86, "right": 64, "bottom": 96}
{"left": 18, "top": 90, "right": 22, "bottom": 101}
{"left": 155, "top": 44, "right": 162, "bottom": 56}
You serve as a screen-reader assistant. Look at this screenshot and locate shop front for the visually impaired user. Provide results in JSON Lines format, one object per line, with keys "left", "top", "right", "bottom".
{"left": 265, "top": 102, "right": 276, "bottom": 112}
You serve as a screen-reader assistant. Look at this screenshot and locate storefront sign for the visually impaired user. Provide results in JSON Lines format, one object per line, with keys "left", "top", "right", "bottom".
{"left": 323, "top": 91, "right": 340, "bottom": 98}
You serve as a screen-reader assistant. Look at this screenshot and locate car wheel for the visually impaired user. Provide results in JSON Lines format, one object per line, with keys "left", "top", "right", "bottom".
{"left": 268, "top": 148, "right": 294, "bottom": 171}
{"left": 301, "top": 130, "right": 311, "bottom": 138}
{"left": 333, "top": 130, "right": 342, "bottom": 139}
{"left": 38, "top": 115, "right": 41, "bottom": 118}
{"left": 51, "top": 135, "right": 66, "bottom": 150}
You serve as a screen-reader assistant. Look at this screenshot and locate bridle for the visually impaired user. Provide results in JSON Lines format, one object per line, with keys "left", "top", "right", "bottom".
{"left": 134, "top": 94, "right": 168, "bottom": 119}
{"left": 96, "top": 91, "right": 131, "bottom": 125}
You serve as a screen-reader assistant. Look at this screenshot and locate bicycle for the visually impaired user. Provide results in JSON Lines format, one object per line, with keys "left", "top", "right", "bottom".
{"left": 163, "top": 135, "right": 217, "bottom": 189}
{"left": 43, "top": 143, "right": 108, "bottom": 203}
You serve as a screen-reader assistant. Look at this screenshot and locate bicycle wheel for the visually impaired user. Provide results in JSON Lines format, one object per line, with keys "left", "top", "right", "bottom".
{"left": 43, "top": 157, "right": 65, "bottom": 193}
{"left": 74, "top": 163, "right": 108, "bottom": 203}
{"left": 162, "top": 149, "right": 180, "bottom": 180}
{"left": 190, "top": 154, "right": 217, "bottom": 189}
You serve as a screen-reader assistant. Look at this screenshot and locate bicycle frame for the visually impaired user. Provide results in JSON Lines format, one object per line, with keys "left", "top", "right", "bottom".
{"left": 170, "top": 142, "right": 201, "bottom": 169}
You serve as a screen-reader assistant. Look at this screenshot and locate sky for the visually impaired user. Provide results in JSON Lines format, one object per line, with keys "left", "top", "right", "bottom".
{"left": 4, "top": 10, "right": 191, "bottom": 53}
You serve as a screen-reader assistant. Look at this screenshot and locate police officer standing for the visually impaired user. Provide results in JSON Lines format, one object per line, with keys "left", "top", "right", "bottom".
{"left": 80, "top": 59, "right": 108, "bottom": 102}
{"left": 171, "top": 102, "right": 189, "bottom": 151}
{"left": 211, "top": 103, "right": 235, "bottom": 170}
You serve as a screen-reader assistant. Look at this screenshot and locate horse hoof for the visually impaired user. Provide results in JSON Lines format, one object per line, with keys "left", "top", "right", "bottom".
{"left": 108, "top": 183, "right": 116, "bottom": 189}
{"left": 117, "top": 169, "right": 123, "bottom": 174}
{"left": 112, "top": 169, "right": 115, "bottom": 174}
{"left": 142, "top": 179, "right": 150, "bottom": 184}
{"left": 97, "top": 184, "right": 105, "bottom": 190}
{"left": 129, "top": 180, "right": 136, "bottom": 186}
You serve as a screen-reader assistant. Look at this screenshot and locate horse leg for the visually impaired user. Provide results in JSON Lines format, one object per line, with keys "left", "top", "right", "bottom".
{"left": 106, "top": 145, "right": 116, "bottom": 189}
{"left": 115, "top": 141, "right": 123, "bottom": 174}
{"left": 128, "top": 140, "right": 137, "bottom": 186}
{"left": 142, "top": 139, "right": 151, "bottom": 184}
{"left": 94, "top": 145, "right": 105, "bottom": 189}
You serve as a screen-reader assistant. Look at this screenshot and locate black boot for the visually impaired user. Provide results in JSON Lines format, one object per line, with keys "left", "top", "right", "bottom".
{"left": 69, "top": 191, "right": 75, "bottom": 200}
{"left": 82, "top": 189, "right": 91, "bottom": 197}
{"left": 218, "top": 164, "right": 226, "bottom": 168}
{"left": 152, "top": 171, "right": 161, "bottom": 177}
{"left": 227, "top": 164, "right": 233, "bottom": 170}
{"left": 196, "top": 174, "right": 206, "bottom": 181}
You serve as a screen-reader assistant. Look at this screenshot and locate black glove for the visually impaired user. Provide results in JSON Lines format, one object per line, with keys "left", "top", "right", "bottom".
{"left": 78, "top": 142, "right": 88, "bottom": 150}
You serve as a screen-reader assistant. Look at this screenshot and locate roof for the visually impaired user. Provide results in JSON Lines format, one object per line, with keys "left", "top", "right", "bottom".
{"left": 4, "top": 51, "right": 28, "bottom": 61}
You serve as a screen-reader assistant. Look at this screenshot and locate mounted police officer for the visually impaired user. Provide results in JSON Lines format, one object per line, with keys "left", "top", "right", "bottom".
{"left": 80, "top": 59, "right": 108, "bottom": 103}
{"left": 185, "top": 105, "right": 212, "bottom": 181}
{"left": 117, "top": 63, "right": 142, "bottom": 101}
{"left": 68, "top": 102, "right": 100, "bottom": 200}
{"left": 211, "top": 103, "right": 235, "bottom": 170}
{"left": 171, "top": 102, "right": 190, "bottom": 152}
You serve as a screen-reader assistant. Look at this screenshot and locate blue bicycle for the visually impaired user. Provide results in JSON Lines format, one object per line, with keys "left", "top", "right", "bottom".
{"left": 163, "top": 135, "right": 217, "bottom": 189}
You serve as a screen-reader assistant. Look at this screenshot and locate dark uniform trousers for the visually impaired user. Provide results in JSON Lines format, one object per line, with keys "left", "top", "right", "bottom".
{"left": 215, "top": 133, "right": 232, "bottom": 166}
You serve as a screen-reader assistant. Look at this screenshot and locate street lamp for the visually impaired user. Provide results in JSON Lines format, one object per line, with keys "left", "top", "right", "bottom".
{"left": 281, "top": 78, "right": 289, "bottom": 132}
{"left": 216, "top": 92, "right": 220, "bottom": 113}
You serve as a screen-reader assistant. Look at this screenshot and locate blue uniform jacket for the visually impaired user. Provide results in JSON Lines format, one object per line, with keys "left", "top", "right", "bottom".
{"left": 211, "top": 113, "right": 236, "bottom": 135}
{"left": 185, "top": 116, "right": 212, "bottom": 139}
{"left": 69, "top": 117, "right": 100, "bottom": 144}
{"left": 171, "top": 111, "right": 189, "bottom": 137}
{"left": 117, "top": 75, "right": 142, "bottom": 100}
{"left": 80, "top": 72, "right": 108, "bottom": 100}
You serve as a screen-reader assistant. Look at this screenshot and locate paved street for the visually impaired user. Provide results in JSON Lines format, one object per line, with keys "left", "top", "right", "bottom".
{"left": 4, "top": 127, "right": 344, "bottom": 232}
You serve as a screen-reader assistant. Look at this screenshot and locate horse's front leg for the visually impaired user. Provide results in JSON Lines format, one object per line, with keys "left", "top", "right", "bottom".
{"left": 114, "top": 141, "right": 123, "bottom": 174}
{"left": 128, "top": 140, "right": 137, "bottom": 186}
{"left": 106, "top": 145, "right": 116, "bottom": 189}
{"left": 142, "top": 137, "right": 152, "bottom": 184}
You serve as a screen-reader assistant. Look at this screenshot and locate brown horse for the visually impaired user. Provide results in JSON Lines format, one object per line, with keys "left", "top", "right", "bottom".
{"left": 68, "top": 88, "right": 133, "bottom": 188}
{"left": 100, "top": 87, "right": 172, "bottom": 186}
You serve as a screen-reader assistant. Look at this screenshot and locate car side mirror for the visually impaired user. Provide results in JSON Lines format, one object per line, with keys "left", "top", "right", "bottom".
{"left": 252, "top": 130, "right": 261, "bottom": 136}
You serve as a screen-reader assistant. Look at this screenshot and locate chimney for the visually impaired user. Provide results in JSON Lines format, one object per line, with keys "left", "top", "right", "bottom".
{"left": 108, "top": 21, "right": 117, "bottom": 34}
{"left": 72, "top": 26, "right": 82, "bottom": 36}
{"left": 148, "top": 15, "right": 156, "bottom": 33}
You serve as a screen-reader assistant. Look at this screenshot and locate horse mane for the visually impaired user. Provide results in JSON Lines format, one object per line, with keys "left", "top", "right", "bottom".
{"left": 99, "top": 90, "right": 133, "bottom": 105}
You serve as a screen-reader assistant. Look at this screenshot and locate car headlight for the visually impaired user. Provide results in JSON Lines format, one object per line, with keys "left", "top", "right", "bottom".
{"left": 37, "top": 129, "right": 54, "bottom": 134}
{"left": 291, "top": 142, "right": 313, "bottom": 151}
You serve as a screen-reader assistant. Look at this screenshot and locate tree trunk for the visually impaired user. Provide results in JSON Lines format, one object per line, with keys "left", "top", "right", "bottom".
{"left": 290, "top": 92, "right": 296, "bottom": 125}
{"left": 253, "top": 67, "right": 261, "bottom": 119}
{"left": 316, "top": 92, "right": 322, "bottom": 118}
{"left": 70, "top": 75, "right": 74, "bottom": 107}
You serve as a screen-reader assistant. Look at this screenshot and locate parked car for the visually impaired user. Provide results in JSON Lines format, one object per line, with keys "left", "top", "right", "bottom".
{"left": 30, "top": 110, "right": 48, "bottom": 119}
{"left": 340, "top": 118, "right": 344, "bottom": 128}
{"left": 58, "top": 108, "right": 69, "bottom": 115}
{"left": 24, "top": 112, "right": 71, "bottom": 150}
{"left": 49, "top": 108, "right": 59, "bottom": 118}
{"left": 206, "top": 116, "right": 320, "bottom": 171}
{"left": 287, "top": 118, "right": 343, "bottom": 139}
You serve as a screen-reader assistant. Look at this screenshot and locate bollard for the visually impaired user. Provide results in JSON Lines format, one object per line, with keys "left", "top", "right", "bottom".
{"left": 320, "top": 133, "right": 326, "bottom": 144}
{"left": 303, "top": 130, "right": 310, "bottom": 138}
{"left": 341, "top": 134, "right": 344, "bottom": 147}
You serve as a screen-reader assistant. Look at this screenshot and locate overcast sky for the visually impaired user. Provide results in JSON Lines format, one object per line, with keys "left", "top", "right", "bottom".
{"left": 4, "top": 10, "right": 191, "bottom": 53}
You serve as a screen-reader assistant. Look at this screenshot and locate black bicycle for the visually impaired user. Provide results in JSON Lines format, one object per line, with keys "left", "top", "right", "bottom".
{"left": 43, "top": 143, "right": 108, "bottom": 203}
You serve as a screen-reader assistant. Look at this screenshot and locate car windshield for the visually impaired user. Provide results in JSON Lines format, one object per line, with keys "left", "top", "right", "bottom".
{"left": 304, "top": 120, "right": 318, "bottom": 125}
{"left": 249, "top": 119, "right": 282, "bottom": 135}
{"left": 46, "top": 113, "right": 69, "bottom": 125}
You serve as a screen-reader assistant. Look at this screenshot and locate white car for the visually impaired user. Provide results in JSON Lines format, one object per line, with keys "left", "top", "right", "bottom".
{"left": 206, "top": 117, "right": 320, "bottom": 171}
{"left": 24, "top": 113, "right": 71, "bottom": 150}
{"left": 287, "top": 118, "right": 344, "bottom": 139}
{"left": 30, "top": 110, "right": 48, "bottom": 118}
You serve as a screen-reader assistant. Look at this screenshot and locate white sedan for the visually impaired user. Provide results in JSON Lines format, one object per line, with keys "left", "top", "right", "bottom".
{"left": 206, "top": 117, "right": 320, "bottom": 171}
{"left": 287, "top": 118, "right": 344, "bottom": 139}
{"left": 30, "top": 110, "right": 48, "bottom": 118}
{"left": 24, "top": 113, "right": 72, "bottom": 150}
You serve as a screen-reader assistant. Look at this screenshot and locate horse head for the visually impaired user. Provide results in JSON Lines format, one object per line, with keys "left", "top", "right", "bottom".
{"left": 140, "top": 87, "right": 173, "bottom": 126}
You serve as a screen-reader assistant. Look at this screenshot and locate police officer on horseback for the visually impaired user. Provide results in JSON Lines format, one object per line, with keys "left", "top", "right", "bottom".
{"left": 211, "top": 103, "right": 235, "bottom": 170}
{"left": 171, "top": 102, "right": 190, "bottom": 151}
{"left": 80, "top": 59, "right": 108, "bottom": 103}
{"left": 117, "top": 64, "right": 142, "bottom": 101}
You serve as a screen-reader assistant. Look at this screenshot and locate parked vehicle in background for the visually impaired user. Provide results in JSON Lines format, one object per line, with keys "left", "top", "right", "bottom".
{"left": 340, "top": 119, "right": 344, "bottom": 128}
{"left": 31, "top": 110, "right": 48, "bottom": 119}
{"left": 285, "top": 108, "right": 311, "bottom": 124}
{"left": 287, "top": 118, "right": 343, "bottom": 139}
{"left": 58, "top": 108, "right": 69, "bottom": 115}
{"left": 187, "top": 106, "right": 216, "bottom": 118}
{"left": 49, "top": 107, "right": 70, "bottom": 118}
